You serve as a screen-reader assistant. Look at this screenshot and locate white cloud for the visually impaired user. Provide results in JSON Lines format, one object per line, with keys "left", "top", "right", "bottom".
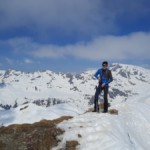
{"left": 1, "top": 32, "right": 150, "bottom": 62}
{"left": 24, "top": 58, "right": 33, "bottom": 64}
{"left": 0, "top": 0, "right": 114, "bottom": 34}
{"left": 30, "top": 32, "right": 150, "bottom": 61}
{"left": 0, "top": 0, "right": 149, "bottom": 35}
{"left": 5, "top": 58, "right": 14, "bottom": 65}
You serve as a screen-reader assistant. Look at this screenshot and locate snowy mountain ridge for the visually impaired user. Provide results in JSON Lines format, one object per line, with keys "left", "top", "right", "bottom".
{"left": 0, "top": 64, "right": 150, "bottom": 149}
{"left": 0, "top": 63, "right": 150, "bottom": 110}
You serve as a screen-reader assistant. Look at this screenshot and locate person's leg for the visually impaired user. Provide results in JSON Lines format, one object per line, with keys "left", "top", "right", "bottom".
{"left": 94, "top": 85, "right": 102, "bottom": 112}
{"left": 103, "top": 86, "right": 108, "bottom": 112}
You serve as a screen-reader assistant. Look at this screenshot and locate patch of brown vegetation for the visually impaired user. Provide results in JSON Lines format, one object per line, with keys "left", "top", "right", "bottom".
{"left": 0, "top": 116, "right": 72, "bottom": 150}
{"left": 108, "top": 109, "right": 119, "bottom": 115}
{"left": 66, "top": 140, "right": 79, "bottom": 150}
{"left": 99, "top": 103, "right": 104, "bottom": 111}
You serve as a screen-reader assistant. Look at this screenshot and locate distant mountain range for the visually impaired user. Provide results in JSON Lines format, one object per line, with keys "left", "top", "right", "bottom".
{"left": 0, "top": 63, "right": 150, "bottom": 110}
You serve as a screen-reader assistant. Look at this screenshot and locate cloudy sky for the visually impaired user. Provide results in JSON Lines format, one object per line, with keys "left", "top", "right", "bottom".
{"left": 0, "top": 0, "right": 150, "bottom": 72}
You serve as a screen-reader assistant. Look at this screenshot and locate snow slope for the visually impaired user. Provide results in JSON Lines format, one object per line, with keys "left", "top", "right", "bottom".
{"left": 0, "top": 85, "right": 150, "bottom": 149}
{"left": 0, "top": 103, "right": 84, "bottom": 126}
{"left": 0, "top": 64, "right": 150, "bottom": 149}
{"left": 54, "top": 91, "right": 150, "bottom": 150}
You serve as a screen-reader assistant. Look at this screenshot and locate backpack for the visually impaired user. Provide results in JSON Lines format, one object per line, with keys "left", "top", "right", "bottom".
{"left": 101, "top": 69, "right": 111, "bottom": 80}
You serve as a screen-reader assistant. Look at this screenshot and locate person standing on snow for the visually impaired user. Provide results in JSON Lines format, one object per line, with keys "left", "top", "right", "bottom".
{"left": 93, "top": 61, "right": 113, "bottom": 113}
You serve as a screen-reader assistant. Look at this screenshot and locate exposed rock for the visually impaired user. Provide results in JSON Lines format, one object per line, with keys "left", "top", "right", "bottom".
{"left": 110, "top": 64, "right": 122, "bottom": 72}
{"left": 33, "top": 98, "right": 67, "bottom": 107}
{"left": 3, "top": 70, "right": 12, "bottom": 79}
{"left": 70, "top": 86, "right": 80, "bottom": 92}
{"left": 118, "top": 70, "right": 128, "bottom": 78}
{"left": 135, "top": 77, "right": 147, "bottom": 82}
{"left": 13, "top": 101, "right": 18, "bottom": 108}
{"left": 0, "top": 81, "right": 6, "bottom": 88}
{"left": 22, "top": 101, "right": 29, "bottom": 105}
{"left": 133, "top": 71, "right": 138, "bottom": 75}
{"left": 75, "top": 74, "right": 84, "bottom": 80}
{"left": 78, "top": 134, "right": 82, "bottom": 138}
{"left": 20, "top": 105, "right": 28, "bottom": 111}
{"left": 0, "top": 104, "right": 11, "bottom": 110}
{"left": 66, "top": 73, "right": 74, "bottom": 84}
{"left": 128, "top": 81, "right": 136, "bottom": 85}
{"left": 88, "top": 96, "right": 95, "bottom": 105}
{"left": 109, "top": 88, "right": 128, "bottom": 99}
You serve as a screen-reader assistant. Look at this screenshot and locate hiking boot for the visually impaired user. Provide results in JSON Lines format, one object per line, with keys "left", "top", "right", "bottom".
{"left": 92, "top": 110, "right": 99, "bottom": 112}
{"left": 102, "top": 110, "right": 108, "bottom": 113}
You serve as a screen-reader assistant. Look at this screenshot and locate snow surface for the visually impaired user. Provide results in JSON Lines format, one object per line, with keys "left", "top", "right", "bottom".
{"left": 0, "top": 103, "right": 84, "bottom": 126}
{"left": 54, "top": 91, "right": 150, "bottom": 150}
{"left": 0, "top": 63, "right": 150, "bottom": 109}
{"left": 0, "top": 64, "right": 150, "bottom": 149}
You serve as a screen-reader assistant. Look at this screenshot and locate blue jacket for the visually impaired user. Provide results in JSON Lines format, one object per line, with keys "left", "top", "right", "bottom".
{"left": 94, "top": 69, "right": 113, "bottom": 86}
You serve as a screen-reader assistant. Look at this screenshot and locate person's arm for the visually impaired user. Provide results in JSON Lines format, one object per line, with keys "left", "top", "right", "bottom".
{"left": 94, "top": 69, "right": 101, "bottom": 83}
{"left": 94, "top": 69, "right": 100, "bottom": 79}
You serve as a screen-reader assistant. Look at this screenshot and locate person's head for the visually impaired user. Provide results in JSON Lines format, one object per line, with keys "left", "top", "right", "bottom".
{"left": 102, "top": 61, "right": 108, "bottom": 69}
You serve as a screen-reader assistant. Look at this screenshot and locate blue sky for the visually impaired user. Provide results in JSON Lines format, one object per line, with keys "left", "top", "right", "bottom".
{"left": 0, "top": 0, "right": 150, "bottom": 72}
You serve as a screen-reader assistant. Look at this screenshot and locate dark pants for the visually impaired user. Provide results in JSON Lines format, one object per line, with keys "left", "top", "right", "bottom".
{"left": 94, "top": 84, "right": 108, "bottom": 112}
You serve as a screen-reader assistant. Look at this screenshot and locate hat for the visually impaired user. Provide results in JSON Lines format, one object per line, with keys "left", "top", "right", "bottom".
{"left": 102, "top": 61, "right": 108, "bottom": 66}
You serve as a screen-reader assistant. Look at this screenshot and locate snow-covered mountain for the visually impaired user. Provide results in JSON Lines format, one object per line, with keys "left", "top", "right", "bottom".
{"left": 0, "top": 63, "right": 150, "bottom": 111}
{"left": 0, "top": 63, "right": 150, "bottom": 149}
